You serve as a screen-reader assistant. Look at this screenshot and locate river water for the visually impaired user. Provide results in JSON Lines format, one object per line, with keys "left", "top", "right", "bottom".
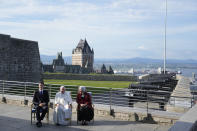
{"left": 178, "top": 68, "right": 197, "bottom": 77}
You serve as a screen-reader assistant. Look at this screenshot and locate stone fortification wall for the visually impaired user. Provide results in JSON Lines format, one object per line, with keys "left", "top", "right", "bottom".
{"left": 0, "top": 34, "right": 41, "bottom": 82}
{"left": 43, "top": 73, "right": 137, "bottom": 81}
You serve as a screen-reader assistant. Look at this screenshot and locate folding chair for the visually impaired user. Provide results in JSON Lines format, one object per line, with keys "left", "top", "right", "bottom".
{"left": 77, "top": 92, "right": 94, "bottom": 125}
{"left": 88, "top": 92, "right": 94, "bottom": 124}
{"left": 30, "top": 103, "right": 49, "bottom": 124}
{"left": 67, "top": 91, "right": 72, "bottom": 125}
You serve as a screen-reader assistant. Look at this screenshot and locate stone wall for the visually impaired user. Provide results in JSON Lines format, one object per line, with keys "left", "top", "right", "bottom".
{"left": 43, "top": 73, "right": 137, "bottom": 81}
{"left": 169, "top": 104, "right": 197, "bottom": 131}
{"left": 0, "top": 34, "right": 41, "bottom": 82}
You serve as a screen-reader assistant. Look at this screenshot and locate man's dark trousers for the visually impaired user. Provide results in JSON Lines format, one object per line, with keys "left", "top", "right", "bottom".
{"left": 36, "top": 106, "right": 48, "bottom": 122}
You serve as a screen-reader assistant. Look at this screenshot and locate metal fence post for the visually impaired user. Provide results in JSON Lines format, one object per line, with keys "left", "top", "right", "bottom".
{"left": 110, "top": 88, "right": 112, "bottom": 111}
{"left": 24, "top": 82, "right": 28, "bottom": 105}
{"left": 24, "top": 82, "right": 26, "bottom": 100}
{"left": 109, "top": 88, "right": 114, "bottom": 116}
{"left": 192, "top": 93, "right": 195, "bottom": 107}
{"left": 49, "top": 84, "right": 53, "bottom": 109}
{"left": 2, "top": 80, "right": 4, "bottom": 97}
{"left": 191, "top": 95, "right": 194, "bottom": 108}
{"left": 146, "top": 90, "right": 149, "bottom": 116}
{"left": 2, "top": 80, "right": 6, "bottom": 103}
{"left": 49, "top": 85, "right": 52, "bottom": 100}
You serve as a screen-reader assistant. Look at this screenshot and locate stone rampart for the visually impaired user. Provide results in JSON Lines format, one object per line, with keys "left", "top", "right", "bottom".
{"left": 0, "top": 34, "right": 41, "bottom": 82}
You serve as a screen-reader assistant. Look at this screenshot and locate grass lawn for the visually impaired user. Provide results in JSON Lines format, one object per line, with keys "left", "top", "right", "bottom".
{"left": 44, "top": 79, "right": 135, "bottom": 89}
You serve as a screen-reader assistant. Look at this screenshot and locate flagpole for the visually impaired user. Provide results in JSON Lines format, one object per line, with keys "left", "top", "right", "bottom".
{"left": 164, "top": 0, "right": 167, "bottom": 74}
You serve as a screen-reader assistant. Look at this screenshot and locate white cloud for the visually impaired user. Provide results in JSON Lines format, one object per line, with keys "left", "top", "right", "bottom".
{"left": 0, "top": 0, "right": 196, "bottom": 59}
{"left": 168, "top": 0, "right": 197, "bottom": 14}
{"left": 1, "top": 0, "right": 196, "bottom": 22}
{"left": 138, "top": 45, "right": 147, "bottom": 50}
{"left": 168, "top": 24, "right": 197, "bottom": 35}
{"left": 0, "top": 0, "right": 151, "bottom": 23}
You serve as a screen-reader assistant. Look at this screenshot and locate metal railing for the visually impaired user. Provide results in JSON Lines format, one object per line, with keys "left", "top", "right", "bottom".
{"left": 0, "top": 80, "right": 195, "bottom": 115}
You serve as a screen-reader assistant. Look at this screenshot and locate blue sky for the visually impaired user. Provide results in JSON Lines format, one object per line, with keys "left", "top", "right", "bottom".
{"left": 0, "top": 0, "right": 197, "bottom": 59}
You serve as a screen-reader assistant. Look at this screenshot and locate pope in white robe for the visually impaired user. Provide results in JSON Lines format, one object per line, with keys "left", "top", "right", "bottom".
{"left": 53, "top": 86, "right": 72, "bottom": 125}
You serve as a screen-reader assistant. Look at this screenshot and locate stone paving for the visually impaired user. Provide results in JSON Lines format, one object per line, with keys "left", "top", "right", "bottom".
{"left": 166, "top": 75, "right": 193, "bottom": 113}
{"left": 0, "top": 94, "right": 182, "bottom": 122}
{"left": 169, "top": 104, "right": 197, "bottom": 131}
{"left": 0, "top": 103, "right": 171, "bottom": 131}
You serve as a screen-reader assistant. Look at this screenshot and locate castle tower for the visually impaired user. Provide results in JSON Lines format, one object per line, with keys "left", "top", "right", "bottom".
{"left": 108, "top": 66, "right": 114, "bottom": 74}
{"left": 72, "top": 39, "right": 94, "bottom": 71}
{"left": 52, "top": 52, "right": 65, "bottom": 72}
{"left": 101, "top": 64, "right": 108, "bottom": 74}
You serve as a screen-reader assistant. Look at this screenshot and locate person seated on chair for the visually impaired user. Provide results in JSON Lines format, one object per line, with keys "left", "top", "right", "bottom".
{"left": 33, "top": 81, "right": 49, "bottom": 127}
{"left": 76, "top": 86, "right": 94, "bottom": 125}
{"left": 53, "top": 86, "right": 72, "bottom": 126}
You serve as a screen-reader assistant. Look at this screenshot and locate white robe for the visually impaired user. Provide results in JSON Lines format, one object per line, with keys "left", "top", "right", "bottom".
{"left": 53, "top": 91, "right": 72, "bottom": 125}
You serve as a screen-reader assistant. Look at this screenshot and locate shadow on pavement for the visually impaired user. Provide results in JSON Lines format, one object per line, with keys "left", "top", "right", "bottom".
{"left": 0, "top": 115, "right": 87, "bottom": 131}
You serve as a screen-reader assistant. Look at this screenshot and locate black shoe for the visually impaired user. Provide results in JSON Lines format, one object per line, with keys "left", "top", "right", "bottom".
{"left": 84, "top": 121, "right": 88, "bottom": 125}
{"left": 82, "top": 121, "right": 85, "bottom": 125}
{"left": 37, "top": 122, "right": 42, "bottom": 127}
{"left": 39, "top": 122, "right": 42, "bottom": 127}
{"left": 82, "top": 121, "right": 87, "bottom": 125}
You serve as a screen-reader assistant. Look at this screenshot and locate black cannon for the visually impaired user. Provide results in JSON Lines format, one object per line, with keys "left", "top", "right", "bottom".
{"left": 127, "top": 73, "right": 178, "bottom": 110}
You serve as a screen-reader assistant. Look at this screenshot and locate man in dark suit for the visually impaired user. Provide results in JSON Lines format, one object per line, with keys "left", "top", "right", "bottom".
{"left": 33, "top": 81, "right": 49, "bottom": 127}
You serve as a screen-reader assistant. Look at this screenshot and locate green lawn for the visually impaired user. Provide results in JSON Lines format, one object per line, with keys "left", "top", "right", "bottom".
{"left": 44, "top": 79, "right": 134, "bottom": 88}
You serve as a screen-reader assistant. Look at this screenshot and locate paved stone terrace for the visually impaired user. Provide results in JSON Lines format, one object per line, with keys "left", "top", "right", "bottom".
{"left": 0, "top": 94, "right": 182, "bottom": 124}
{"left": 166, "top": 75, "right": 193, "bottom": 113}
{"left": 169, "top": 104, "right": 197, "bottom": 131}
{"left": 0, "top": 103, "right": 171, "bottom": 131}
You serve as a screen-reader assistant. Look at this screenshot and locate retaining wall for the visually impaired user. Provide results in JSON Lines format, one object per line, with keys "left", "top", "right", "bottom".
{"left": 43, "top": 73, "right": 137, "bottom": 81}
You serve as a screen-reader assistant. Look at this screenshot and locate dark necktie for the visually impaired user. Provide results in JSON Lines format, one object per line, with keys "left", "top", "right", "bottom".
{"left": 40, "top": 91, "right": 43, "bottom": 95}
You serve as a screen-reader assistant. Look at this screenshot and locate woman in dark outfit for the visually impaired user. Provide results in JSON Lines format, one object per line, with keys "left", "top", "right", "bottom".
{"left": 76, "top": 86, "right": 94, "bottom": 125}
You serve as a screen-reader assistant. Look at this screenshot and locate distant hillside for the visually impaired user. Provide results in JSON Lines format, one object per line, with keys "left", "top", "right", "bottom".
{"left": 40, "top": 55, "right": 197, "bottom": 65}
{"left": 95, "top": 57, "right": 197, "bottom": 64}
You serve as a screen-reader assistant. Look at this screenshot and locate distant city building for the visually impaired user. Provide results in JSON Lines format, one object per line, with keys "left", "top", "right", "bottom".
{"left": 157, "top": 67, "right": 162, "bottom": 74}
{"left": 128, "top": 68, "right": 134, "bottom": 74}
{"left": 101, "top": 64, "right": 108, "bottom": 74}
{"left": 0, "top": 34, "right": 41, "bottom": 82}
{"left": 100, "top": 64, "right": 114, "bottom": 74}
{"left": 43, "top": 39, "right": 94, "bottom": 74}
{"left": 72, "top": 39, "right": 94, "bottom": 72}
{"left": 108, "top": 66, "right": 114, "bottom": 74}
{"left": 42, "top": 64, "right": 53, "bottom": 73}
{"left": 52, "top": 52, "right": 65, "bottom": 72}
